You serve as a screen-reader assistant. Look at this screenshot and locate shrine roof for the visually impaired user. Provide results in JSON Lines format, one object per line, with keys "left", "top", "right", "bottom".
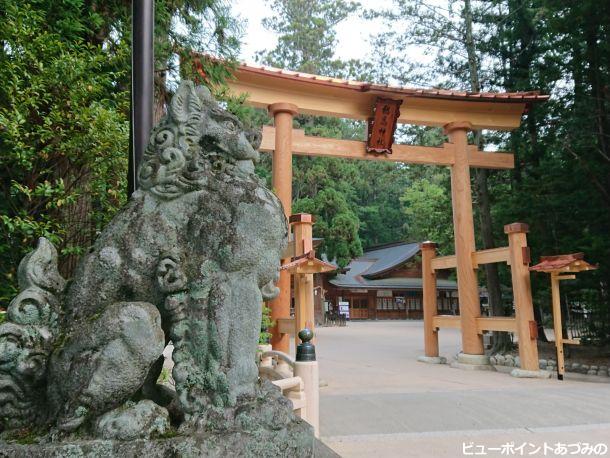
{"left": 328, "top": 241, "right": 458, "bottom": 291}
{"left": 359, "top": 241, "right": 421, "bottom": 279}
{"left": 529, "top": 253, "right": 598, "bottom": 273}
{"left": 281, "top": 251, "right": 337, "bottom": 274}
{"left": 233, "top": 62, "right": 549, "bottom": 105}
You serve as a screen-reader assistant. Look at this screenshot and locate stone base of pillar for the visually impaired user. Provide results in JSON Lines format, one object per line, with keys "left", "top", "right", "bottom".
{"left": 450, "top": 353, "right": 494, "bottom": 371}
{"left": 417, "top": 355, "right": 447, "bottom": 364}
{"left": 510, "top": 368, "right": 552, "bottom": 379}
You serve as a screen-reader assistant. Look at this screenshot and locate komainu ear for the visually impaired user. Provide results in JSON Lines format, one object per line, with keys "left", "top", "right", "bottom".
{"left": 170, "top": 81, "right": 205, "bottom": 163}
{"left": 246, "top": 128, "right": 262, "bottom": 150}
{"left": 170, "top": 81, "right": 201, "bottom": 123}
{"left": 260, "top": 280, "right": 280, "bottom": 301}
{"left": 156, "top": 255, "right": 187, "bottom": 294}
{"left": 17, "top": 238, "right": 65, "bottom": 295}
{"left": 195, "top": 85, "right": 217, "bottom": 109}
{"left": 9, "top": 237, "right": 64, "bottom": 328}
{"left": 18, "top": 351, "right": 48, "bottom": 379}
{"left": 7, "top": 289, "right": 55, "bottom": 326}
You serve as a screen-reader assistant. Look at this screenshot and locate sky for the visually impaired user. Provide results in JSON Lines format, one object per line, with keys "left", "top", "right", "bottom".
{"left": 231, "top": 0, "right": 388, "bottom": 66}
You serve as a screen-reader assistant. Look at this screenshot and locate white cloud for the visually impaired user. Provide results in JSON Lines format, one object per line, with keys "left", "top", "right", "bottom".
{"left": 231, "top": 0, "right": 389, "bottom": 66}
{"left": 232, "top": 0, "right": 278, "bottom": 65}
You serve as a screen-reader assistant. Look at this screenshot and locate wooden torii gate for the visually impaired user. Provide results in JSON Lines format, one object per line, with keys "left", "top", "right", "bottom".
{"left": 226, "top": 63, "right": 548, "bottom": 367}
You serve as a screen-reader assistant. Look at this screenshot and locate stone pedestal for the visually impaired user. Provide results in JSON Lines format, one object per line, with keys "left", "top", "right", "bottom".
{"left": 0, "top": 420, "right": 338, "bottom": 458}
{"left": 510, "top": 368, "right": 552, "bottom": 379}
{"left": 450, "top": 353, "right": 494, "bottom": 371}
{"left": 417, "top": 355, "right": 447, "bottom": 364}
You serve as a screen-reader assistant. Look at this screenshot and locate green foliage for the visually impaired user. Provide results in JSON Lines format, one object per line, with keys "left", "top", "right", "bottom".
{"left": 157, "top": 367, "right": 172, "bottom": 385}
{"left": 0, "top": 0, "right": 242, "bottom": 306}
{"left": 400, "top": 171, "right": 454, "bottom": 254}
{"left": 0, "top": 2, "right": 129, "bottom": 305}
{"left": 293, "top": 188, "right": 362, "bottom": 267}
{"left": 259, "top": 305, "right": 273, "bottom": 345}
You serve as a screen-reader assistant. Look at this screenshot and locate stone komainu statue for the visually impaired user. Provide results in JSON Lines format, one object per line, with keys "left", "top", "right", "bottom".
{"left": 0, "top": 82, "right": 294, "bottom": 442}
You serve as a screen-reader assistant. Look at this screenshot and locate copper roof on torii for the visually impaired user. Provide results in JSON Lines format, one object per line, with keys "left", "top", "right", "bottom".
{"left": 529, "top": 252, "right": 598, "bottom": 273}
{"left": 234, "top": 62, "right": 550, "bottom": 105}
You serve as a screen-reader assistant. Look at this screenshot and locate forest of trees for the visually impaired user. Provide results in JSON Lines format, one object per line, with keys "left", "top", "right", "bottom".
{"left": 1, "top": 0, "right": 609, "bottom": 342}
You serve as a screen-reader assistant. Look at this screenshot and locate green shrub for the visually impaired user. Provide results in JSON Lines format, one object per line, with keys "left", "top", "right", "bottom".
{"left": 0, "top": 3, "right": 129, "bottom": 305}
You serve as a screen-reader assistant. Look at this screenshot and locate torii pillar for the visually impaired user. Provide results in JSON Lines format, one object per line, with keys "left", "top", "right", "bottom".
{"left": 445, "top": 122, "right": 486, "bottom": 361}
{"left": 268, "top": 102, "right": 298, "bottom": 352}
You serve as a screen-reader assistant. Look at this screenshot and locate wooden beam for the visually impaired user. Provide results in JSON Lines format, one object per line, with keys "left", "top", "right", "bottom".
{"left": 467, "top": 146, "right": 515, "bottom": 169}
{"left": 432, "top": 316, "right": 518, "bottom": 333}
{"left": 267, "top": 105, "right": 297, "bottom": 354}
{"left": 563, "top": 338, "right": 581, "bottom": 346}
{"left": 228, "top": 79, "right": 527, "bottom": 130}
{"left": 260, "top": 126, "right": 515, "bottom": 169}
{"left": 281, "top": 240, "right": 295, "bottom": 259}
{"left": 431, "top": 255, "right": 457, "bottom": 270}
{"left": 476, "top": 317, "right": 517, "bottom": 333}
{"left": 277, "top": 317, "right": 295, "bottom": 335}
{"left": 472, "top": 246, "right": 510, "bottom": 268}
{"left": 430, "top": 247, "right": 512, "bottom": 270}
{"left": 432, "top": 315, "right": 461, "bottom": 329}
{"left": 421, "top": 242, "right": 439, "bottom": 357}
{"left": 261, "top": 126, "right": 454, "bottom": 165}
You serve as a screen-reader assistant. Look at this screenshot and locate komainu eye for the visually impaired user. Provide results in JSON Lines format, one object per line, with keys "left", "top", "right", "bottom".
{"left": 212, "top": 160, "right": 225, "bottom": 173}
{"left": 222, "top": 120, "right": 237, "bottom": 131}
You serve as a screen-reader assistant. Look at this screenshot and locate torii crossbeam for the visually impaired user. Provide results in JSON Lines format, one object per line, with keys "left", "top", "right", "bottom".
{"left": 226, "top": 62, "right": 549, "bottom": 361}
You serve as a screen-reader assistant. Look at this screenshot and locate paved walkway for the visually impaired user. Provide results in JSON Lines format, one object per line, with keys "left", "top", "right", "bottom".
{"left": 316, "top": 321, "right": 610, "bottom": 457}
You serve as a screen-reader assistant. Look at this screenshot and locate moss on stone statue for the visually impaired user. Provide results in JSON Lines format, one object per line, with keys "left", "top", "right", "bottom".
{"left": 0, "top": 83, "right": 311, "bottom": 455}
{"left": 4, "top": 427, "right": 44, "bottom": 445}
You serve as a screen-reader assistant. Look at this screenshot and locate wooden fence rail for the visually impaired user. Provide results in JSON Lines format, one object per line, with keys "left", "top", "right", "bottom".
{"left": 422, "top": 223, "right": 540, "bottom": 372}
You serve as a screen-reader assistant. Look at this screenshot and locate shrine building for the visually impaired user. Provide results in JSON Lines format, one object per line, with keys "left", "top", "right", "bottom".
{"left": 320, "top": 242, "right": 459, "bottom": 321}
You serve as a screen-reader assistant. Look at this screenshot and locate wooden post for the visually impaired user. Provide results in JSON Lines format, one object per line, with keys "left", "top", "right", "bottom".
{"left": 444, "top": 122, "right": 484, "bottom": 356}
{"left": 290, "top": 214, "right": 315, "bottom": 349}
{"left": 550, "top": 272, "right": 565, "bottom": 379}
{"left": 269, "top": 103, "right": 298, "bottom": 214}
{"left": 268, "top": 103, "right": 298, "bottom": 353}
{"left": 504, "top": 223, "right": 539, "bottom": 372}
{"left": 421, "top": 242, "right": 439, "bottom": 357}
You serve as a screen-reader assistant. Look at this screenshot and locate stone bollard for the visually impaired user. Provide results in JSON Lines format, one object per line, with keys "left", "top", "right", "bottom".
{"left": 294, "top": 329, "right": 319, "bottom": 438}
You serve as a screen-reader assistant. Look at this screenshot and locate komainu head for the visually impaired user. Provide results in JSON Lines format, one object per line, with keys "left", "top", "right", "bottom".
{"left": 0, "top": 238, "right": 64, "bottom": 430}
{"left": 138, "top": 82, "right": 261, "bottom": 199}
